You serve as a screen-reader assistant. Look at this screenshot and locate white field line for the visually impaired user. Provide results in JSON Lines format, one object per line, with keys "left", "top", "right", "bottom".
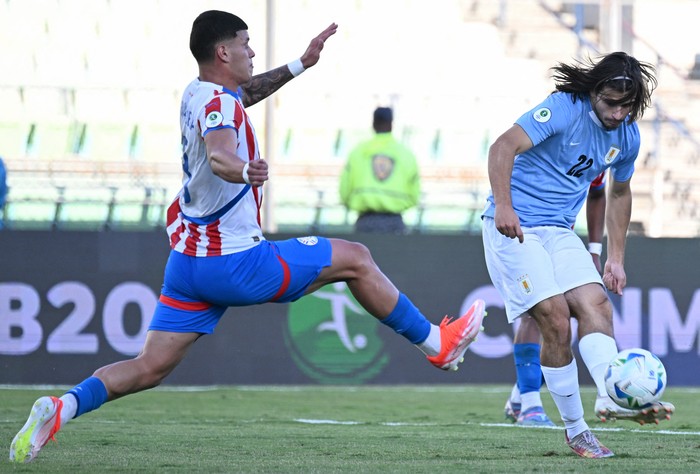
{"left": 293, "top": 419, "right": 700, "bottom": 436}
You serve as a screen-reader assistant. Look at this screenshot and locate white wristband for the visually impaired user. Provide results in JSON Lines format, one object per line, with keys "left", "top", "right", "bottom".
{"left": 287, "top": 58, "right": 305, "bottom": 77}
{"left": 588, "top": 242, "right": 603, "bottom": 256}
{"left": 242, "top": 162, "right": 251, "bottom": 184}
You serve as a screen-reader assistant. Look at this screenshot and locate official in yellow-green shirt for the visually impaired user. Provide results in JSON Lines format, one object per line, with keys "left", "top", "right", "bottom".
{"left": 339, "top": 107, "right": 420, "bottom": 234}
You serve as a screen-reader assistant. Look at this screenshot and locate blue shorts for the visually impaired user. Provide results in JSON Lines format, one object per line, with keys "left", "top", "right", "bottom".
{"left": 149, "top": 236, "right": 332, "bottom": 334}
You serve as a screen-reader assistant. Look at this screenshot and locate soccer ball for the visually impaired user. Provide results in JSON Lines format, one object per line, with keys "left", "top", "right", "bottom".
{"left": 604, "top": 348, "right": 667, "bottom": 409}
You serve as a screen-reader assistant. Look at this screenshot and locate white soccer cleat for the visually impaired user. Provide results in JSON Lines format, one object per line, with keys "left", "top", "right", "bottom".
{"left": 9, "top": 396, "right": 63, "bottom": 463}
{"left": 595, "top": 395, "right": 674, "bottom": 425}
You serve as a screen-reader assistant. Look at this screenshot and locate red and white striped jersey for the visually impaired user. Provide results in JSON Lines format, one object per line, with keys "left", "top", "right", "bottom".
{"left": 167, "top": 79, "right": 265, "bottom": 257}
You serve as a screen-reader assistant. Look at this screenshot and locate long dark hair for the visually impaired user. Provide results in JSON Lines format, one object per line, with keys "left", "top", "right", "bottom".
{"left": 551, "top": 52, "right": 657, "bottom": 122}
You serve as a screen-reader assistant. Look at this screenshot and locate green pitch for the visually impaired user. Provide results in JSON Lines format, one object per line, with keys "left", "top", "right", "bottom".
{"left": 2, "top": 385, "right": 698, "bottom": 473}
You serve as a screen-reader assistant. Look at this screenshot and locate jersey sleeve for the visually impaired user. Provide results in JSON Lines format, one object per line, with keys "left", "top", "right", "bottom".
{"left": 197, "top": 92, "right": 241, "bottom": 138}
{"left": 515, "top": 93, "right": 572, "bottom": 147}
{"left": 609, "top": 125, "right": 640, "bottom": 183}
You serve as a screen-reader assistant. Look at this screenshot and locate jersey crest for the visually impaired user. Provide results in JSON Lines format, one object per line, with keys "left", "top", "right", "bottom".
{"left": 604, "top": 146, "right": 621, "bottom": 164}
{"left": 372, "top": 154, "right": 395, "bottom": 181}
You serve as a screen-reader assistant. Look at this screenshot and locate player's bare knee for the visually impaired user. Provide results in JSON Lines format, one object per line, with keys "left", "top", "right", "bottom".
{"left": 530, "top": 298, "right": 571, "bottom": 346}
{"left": 537, "top": 316, "right": 571, "bottom": 347}
{"left": 572, "top": 292, "right": 614, "bottom": 335}
{"left": 342, "top": 240, "right": 376, "bottom": 275}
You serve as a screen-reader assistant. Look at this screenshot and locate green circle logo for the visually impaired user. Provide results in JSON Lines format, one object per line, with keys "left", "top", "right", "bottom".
{"left": 533, "top": 107, "right": 551, "bottom": 123}
{"left": 284, "top": 282, "right": 389, "bottom": 384}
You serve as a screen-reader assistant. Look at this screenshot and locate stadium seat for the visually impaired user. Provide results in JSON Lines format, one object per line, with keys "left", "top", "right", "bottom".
{"left": 4, "top": 183, "right": 61, "bottom": 229}
{"left": 73, "top": 88, "right": 134, "bottom": 161}
{"left": 0, "top": 87, "right": 31, "bottom": 159}
{"left": 55, "top": 186, "right": 113, "bottom": 229}
{"left": 22, "top": 87, "right": 77, "bottom": 161}
{"left": 126, "top": 88, "right": 181, "bottom": 163}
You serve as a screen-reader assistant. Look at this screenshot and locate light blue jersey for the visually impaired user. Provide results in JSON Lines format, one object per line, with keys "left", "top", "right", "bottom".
{"left": 483, "top": 92, "right": 640, "bottom": 228}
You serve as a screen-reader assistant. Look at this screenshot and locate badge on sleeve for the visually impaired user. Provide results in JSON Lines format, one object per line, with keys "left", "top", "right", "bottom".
{"left": 533, "top": 108, "right": 551, "bottom": 123}
{"left": 204, "top": 96, "right": 224, "bottom": 128}
{"left": 206, "top": 111, "right": 223, "bottom": 128}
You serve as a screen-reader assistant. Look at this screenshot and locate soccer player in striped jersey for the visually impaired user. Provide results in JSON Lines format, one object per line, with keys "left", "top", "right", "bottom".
{"left": 10, "top": 10, "right": 485, "bottom": 463}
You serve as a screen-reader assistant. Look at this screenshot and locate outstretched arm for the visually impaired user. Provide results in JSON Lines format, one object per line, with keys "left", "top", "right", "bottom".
{"left": 240, "top": 23, "right": 338, "bottom": 107}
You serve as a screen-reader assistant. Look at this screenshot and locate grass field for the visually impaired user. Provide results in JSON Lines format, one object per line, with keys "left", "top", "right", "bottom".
{"left": 2, "top": 385, "right": 698, "bottom": 473}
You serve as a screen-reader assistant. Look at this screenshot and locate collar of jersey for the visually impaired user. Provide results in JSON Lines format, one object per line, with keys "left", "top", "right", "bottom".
{"left": 196, "top": 79, "right": 242, "bottom": 100}
{"left": 222, "top": 86, "right": 242, "bottom": 99}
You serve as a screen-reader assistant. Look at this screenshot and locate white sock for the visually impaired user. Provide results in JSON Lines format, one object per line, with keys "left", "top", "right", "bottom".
{"left": 520, "top": 391, "right": 544, "bottom": 413}
{"left": 59, "top": 393, "right": 78, "bottom": 428}
{"left": 510, "top": 383, "right": 521, "bottom": 403}
{"left": 542, "top": 359, "right": 589, "bottom": 439}
{"left": 579, "top": 333, "right": 618, "bottom": 397}
{"left": 415, "top": 324, "right": 441, "bottom": 356}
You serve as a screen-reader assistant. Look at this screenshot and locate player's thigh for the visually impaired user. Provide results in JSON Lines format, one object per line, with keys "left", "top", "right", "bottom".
{"left": 190, "top": 238, "right": 333, "bottom": 305}
{"left": 482, "top": 218, "right": 562, "bottom": 322}
{"left": 565, "top": 283, "right": 613, "bottom": 334}
{"left": 547, "top": 228, "right": 603, "bottom": 293}
{"left": 312, "top": 238, "right": 373, "bottom": 285}
{"left": 271, "top": 236, "right": 333, "bottom": 301}
{"left": 546, "top": 229, "right": 611, "bottom": 332}
{"left": 138, "top": 330, "right": 201, "bottom": 372}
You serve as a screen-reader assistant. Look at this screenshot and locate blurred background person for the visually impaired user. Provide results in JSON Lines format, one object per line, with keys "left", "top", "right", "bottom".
{"left": 339, "top": 107, "right": 420, "bottom": 234}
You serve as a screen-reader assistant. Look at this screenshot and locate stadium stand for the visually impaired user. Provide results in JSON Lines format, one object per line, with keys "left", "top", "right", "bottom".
{"left": 1, "top": 0, "right": 699, "bottom": 236}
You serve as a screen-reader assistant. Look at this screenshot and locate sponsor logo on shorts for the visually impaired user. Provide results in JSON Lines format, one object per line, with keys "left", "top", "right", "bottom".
{"left": 297, "top": 236, "right": 319, "bottom": 246}
{"left": 517, "top": 274, "right": 533, "bottom": 294}
{"left": 533, "top": 107, "right": 551, "bottom": 123}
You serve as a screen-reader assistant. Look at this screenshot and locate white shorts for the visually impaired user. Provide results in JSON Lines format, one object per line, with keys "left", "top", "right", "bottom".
{"left": 482, "top": 217, "right": 603, "bottom": 322}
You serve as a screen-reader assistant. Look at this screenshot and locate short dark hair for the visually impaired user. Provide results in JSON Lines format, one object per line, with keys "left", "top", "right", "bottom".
{"left": 373, "top": 107, "right": 393, "bottom": 123}
{"left": 372, "top": 107, "right": 393, "bottom": 133}
{"left": 551, "top": 51, "right": 657, "bottom": 122}
{"left": 190, "top": 10, "right": 248, "bottom": 63}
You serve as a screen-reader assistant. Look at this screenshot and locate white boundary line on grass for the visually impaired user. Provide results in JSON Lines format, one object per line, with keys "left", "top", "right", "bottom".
{"left": 293, "top": 419, "right": 700, "bottom": 437}
{"left": 478, "top": 422, "right": 700, "bottom": 436}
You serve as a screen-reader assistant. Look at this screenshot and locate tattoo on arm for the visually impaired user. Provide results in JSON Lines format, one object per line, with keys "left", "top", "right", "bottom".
{"left": 241, "top": 65, "right": 295, "bottom": 107}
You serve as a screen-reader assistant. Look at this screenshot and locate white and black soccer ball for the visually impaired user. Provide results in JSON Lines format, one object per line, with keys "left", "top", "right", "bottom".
{"left": 604, "top": 348, "right": 667, "bottom": 409}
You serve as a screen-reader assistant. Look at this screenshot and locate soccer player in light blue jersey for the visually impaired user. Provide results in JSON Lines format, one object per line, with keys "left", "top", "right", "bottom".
{"left": 481, "top": 52, "right": 673, "bottom": 458}
{"left": 505, "top": 173, "right": 606, "bottom": 428}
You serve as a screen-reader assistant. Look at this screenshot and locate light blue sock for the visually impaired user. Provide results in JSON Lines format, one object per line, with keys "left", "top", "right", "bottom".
{"left": 66, "top": 376, "right": 109, "bottom": 418}
{"left": 380, "top": 293, "right": 431, "bottom": 344}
